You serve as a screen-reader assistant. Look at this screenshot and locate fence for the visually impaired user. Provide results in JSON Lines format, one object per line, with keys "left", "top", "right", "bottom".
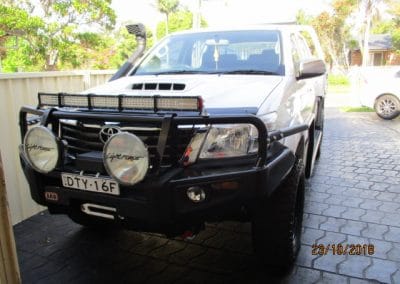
{"left": 0, "top": 70, "right": 115, "bottom": 224}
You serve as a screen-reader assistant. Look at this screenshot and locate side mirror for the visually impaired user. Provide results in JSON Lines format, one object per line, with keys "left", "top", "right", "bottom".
{"left": 297, "top": 59, "right": 326, "bottom": 80}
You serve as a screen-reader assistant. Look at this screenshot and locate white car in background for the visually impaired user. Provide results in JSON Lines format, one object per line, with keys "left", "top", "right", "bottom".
{"left": 357, "top": 66, "right": 400, "bottom": 120}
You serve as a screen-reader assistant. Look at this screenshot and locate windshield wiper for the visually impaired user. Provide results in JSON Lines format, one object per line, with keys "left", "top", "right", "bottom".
{"left": 153, "top": 70, "right": 212, "bottom": 75}
{"left": 221, "top": 70, "right": 279, "bottom": 75}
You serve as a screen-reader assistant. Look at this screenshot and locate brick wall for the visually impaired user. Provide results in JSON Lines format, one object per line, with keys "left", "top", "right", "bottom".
{"left": 350, "top": 50, "right": 400, "bottom": 66}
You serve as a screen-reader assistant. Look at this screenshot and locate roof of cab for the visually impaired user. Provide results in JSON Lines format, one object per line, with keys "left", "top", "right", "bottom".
{"left": 167, "top": 24, "right": 315, "bottom": 36}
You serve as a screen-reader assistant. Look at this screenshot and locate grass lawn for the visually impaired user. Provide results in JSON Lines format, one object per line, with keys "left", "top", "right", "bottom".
{"left": 340, "top": 106, "right": 374, "bottom": 112}
{"left": 327, "top": 74, "right": 351, "bottom": 94}
{"left": 327, "top": 84, "right": 351, "bottom": 94}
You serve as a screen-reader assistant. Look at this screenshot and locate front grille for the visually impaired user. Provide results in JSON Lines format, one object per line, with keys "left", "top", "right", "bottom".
{"left": 60, "top": 121, "right": 195, "bottom": 168}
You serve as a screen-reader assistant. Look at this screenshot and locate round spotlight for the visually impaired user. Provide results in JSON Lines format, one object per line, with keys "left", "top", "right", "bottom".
{"left": 186, "top": 186, "right": 206, "bottom": 203}
{"left": 103, "top": 132, "right": 149, "bottom": 186}
{"left": 23, "top": 126, "right": 59, "bottom": 173}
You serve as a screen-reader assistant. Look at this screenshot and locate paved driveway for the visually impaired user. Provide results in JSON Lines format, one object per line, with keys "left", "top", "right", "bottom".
{"left": 14, "top": 107, "right": 400, "bottom": 283}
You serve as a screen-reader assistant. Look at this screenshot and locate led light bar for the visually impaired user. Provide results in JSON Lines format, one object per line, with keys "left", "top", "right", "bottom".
{"left": 157, "top": 97, "right": 200, "bottom": 111}
{"left": 38, "top": 93, "right": 203, "bottom": 112}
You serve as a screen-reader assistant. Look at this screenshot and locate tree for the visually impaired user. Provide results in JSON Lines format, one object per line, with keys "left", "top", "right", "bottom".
{"left": 297, "top": 0, "right": 357, "bottom": 71}
{"left": 156, "top": 9, "right": 207, "bottom": 40}
{"left": 357, "top": 0, "right": 385, "bottom": 66}
{"left": 0, "top": 4, "right": 44, "bottom": 71}
{"left": 157, "top": 0, "right": 179, "bottom": 36}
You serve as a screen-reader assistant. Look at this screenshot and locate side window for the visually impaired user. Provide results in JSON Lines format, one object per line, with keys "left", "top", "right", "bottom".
{"left": 295, "top": 34, "right": 312, "bottom": 60}
{"left": 300, "top": 31, "right": 318, "bottom": 58}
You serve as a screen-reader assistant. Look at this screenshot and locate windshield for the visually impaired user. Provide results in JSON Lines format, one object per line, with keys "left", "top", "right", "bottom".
{"left": 133, "top": 30, "right": 283, "bottom": 76}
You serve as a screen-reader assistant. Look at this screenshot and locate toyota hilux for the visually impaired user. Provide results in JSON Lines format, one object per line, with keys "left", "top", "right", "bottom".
{"left": 19, "top": 24, "right": 326, "bottom": 272}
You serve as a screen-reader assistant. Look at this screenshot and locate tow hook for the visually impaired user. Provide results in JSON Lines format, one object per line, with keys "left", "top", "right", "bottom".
{"left": 181, "top": 230, "right": 196, "bottom": 241}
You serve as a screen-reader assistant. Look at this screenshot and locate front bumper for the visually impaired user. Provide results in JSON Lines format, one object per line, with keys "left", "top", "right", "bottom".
{"left": 20, "top": 144, "right": 295, "bottom": 234}
{"left": 19, "top": 105, "right": 304, "bottom": 235}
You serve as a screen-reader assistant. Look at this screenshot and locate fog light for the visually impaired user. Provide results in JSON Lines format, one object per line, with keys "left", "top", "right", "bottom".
{"left": 187, "top": 186, "right": 206, "bottom": 203}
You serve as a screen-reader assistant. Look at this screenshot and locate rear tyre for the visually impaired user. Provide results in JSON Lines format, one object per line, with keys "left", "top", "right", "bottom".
{"left": 374, "top": 94, "right": 400, "bottom": 120}
{"left": 251, "top": 159, "right": 305, "bottom": 275}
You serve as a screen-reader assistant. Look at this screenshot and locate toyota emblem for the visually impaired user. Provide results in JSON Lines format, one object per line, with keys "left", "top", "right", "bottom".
{"left": 99, "top": 126, "right": 121, "bottom": 144}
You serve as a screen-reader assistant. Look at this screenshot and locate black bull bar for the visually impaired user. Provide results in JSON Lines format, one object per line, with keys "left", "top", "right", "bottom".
{"left": 19, "top": 106, "right": 308, "bottom": 170}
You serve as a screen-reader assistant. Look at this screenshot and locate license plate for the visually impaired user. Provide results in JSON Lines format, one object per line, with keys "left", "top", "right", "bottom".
{"left": 61, "top": 173, "right": 120, "bottom": 196}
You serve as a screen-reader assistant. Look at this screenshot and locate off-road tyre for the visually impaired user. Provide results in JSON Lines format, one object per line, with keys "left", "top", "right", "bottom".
{"left": 251, "top": 158, "right": 305, "bottom": 275}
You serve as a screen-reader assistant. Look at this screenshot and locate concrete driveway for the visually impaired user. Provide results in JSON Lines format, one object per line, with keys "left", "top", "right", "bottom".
{"left": 13, "top": 105, "right": 400, "bottom": 283}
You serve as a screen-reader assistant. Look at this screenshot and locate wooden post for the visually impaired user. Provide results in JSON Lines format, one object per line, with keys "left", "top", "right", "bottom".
{"left": 0, "top": 151, "right": 21, "bottom": 284}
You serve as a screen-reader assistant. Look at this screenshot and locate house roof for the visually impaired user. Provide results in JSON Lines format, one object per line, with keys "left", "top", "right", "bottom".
{"left": 368, "top": 34, "right": 392, "bottom": 50}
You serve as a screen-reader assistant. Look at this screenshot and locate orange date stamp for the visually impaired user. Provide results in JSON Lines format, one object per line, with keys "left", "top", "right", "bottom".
{"left": 311, "top": 244, "right": 375, "bottom": 256}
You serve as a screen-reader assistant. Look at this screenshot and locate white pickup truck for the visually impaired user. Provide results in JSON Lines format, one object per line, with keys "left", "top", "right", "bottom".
{"left": 19, "top": 24, "right": 326, "bottom": 273}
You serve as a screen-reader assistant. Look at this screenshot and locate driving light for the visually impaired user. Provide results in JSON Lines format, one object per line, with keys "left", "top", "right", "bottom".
{"left": 199, "top": 124, "right": 258, "bottom": 159}
{"left": 187, "top": 186, "right": 206, "bottom": 203}
{"left": 23, "top": 126, "right": 59, "bottom": 173}
{"left": 103, "top": 132, "right": 149, "bottom": 186}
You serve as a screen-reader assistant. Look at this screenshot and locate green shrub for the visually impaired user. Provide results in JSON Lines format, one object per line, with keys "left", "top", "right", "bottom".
{"left": 328, "top": 74, "right": 350, "bottom": 86}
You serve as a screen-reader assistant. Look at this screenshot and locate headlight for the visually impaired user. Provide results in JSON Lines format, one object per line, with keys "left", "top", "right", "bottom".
{"left": 199, "top": 124, "right": 258, "bottom": 159}
{"left": 259, "top": 112, "right": 278, "bottom": 131}
{"left": 103, "top": 132, "right": 149, "bottom": 186}
{"left": 23, "top": 126, "right": 59, "bottom": 173}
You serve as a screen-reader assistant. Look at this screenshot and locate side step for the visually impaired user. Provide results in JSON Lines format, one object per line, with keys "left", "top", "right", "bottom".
{"left": 310, "top": 129, "right": 323, "bottom": 175}
{"left": 81, "top": 203, "right": 117, "bottom": 220}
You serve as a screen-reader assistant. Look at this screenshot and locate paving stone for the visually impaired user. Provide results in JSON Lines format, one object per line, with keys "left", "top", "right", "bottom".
{"left": 375, "top": 192, "right": 398, "bottom": 202}
{"left": 338, "top": 255, "right": 371, "bottom": 278}
{"left": 313, "top": 254, "right": 346, "bottom": 273}
{"left": 320, "top": 217, "right": 347, "bottom": 233}
{"left": 392, "top": 269, "right": 400, "bottom": 283}
{"left": 387, "top": 243, "right": 400, "bottom": 262}
{"left": 360, "top": 211, "right": 385, "bottom": 224}
{"left": 306, "top": 191, "right": 330, "bottom": 203}
{"left": 354, "top": 181, "right": 374, "bottom": 190}
{"left": 360, "top": 200, "right": 383, "bottom": 211}
{"left": 289, "top": 267, "right": 322, "bottom": 283}
{"left": 368, "top": 169, "right": 384, "bottom": 175}
{"left": 343, "top": 188, "right": 365, "bottom": 198}
{"left": 317, "top": 272, "right": 349, "bottom": 284}
{"left": 371, "top": 183, "right": 391, "bottom": 191}
{"left": 324, "top": 194, "right": 348, "bottom": 206}
{"left": 370, "top": 239, "right": 392, "bottom": 260}
{"left": 341, "top": 220, "right": 367, "bottom": 237}
{"left": 342, "top": 197, "right": 364, "bottom": 208}
{"left": 377, "top": 202, "right": 400, "bottom": 213}
{"left": 304, "top": 202, "right": 330, "bottom": 215}
{"left": 169, "top": 243, "right": 207, "bottom": 265}
{"left": 341, "top": 208, "right": 367, "bottom": 221}
{"left": 380, "top": 213, "right": 400, "bottom": 227}
{"left": 383, "top": 227, "right": 400, "bottom": 243}
{"left": 364, "top": 258, "right": 398, "bottom": 284}
{"left": 323, "top": 205, "right": 347, "bottom": 218}
{"left": 346, "top": 234, "right": 369, "bottom": 243}
{"left": 296, "top": 245, "right": 318, "bottom": 268}
{"left": 303, "top": 214, "right": 328, "bottom": 230}
{"left": 361, "top": 223, "right": 389, "bottom": 240}
{"left": 302, "top": 228, "right": 325, "bottom": 246}
{"left": 318, "top": 231, "right": 347, "bottom": 245}
{"left": 387, "top": 185, "right": 400, "bottom": 194}
{"left": 326, "top": 185, "right": 348, "bottom": 195}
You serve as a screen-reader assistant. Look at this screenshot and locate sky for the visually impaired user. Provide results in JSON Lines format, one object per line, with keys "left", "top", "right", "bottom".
{"left": 111, "top": 0, "right": 332, "bottom": 29}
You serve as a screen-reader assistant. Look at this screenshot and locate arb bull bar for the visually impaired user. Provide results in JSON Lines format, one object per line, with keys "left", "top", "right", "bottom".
{"left": 19, "top": 94, "right": 308, "bottom": 234}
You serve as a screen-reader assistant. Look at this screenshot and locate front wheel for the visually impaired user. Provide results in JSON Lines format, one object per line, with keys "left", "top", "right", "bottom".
{"left": 374, "top": 94, "right": 400, "bottom": 120}
{"left": 251, "top": 159, "right": 305, "bottom": 274}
